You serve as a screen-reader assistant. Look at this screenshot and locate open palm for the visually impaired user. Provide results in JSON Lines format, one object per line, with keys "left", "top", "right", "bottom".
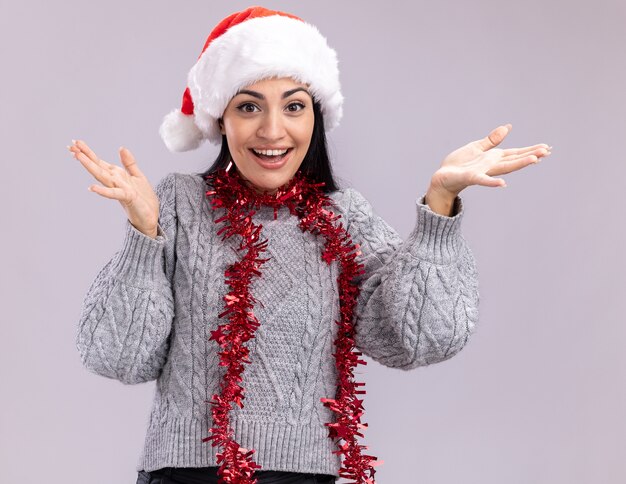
{"left": 432, "top": 124, "right": 552, "bottom": 196}
{"left": 68, "top": 140, "right": 161, "bottom": 238}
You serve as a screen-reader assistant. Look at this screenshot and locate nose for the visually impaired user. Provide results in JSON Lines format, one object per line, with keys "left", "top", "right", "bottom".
{"left": 257, "top": 109, "right": 286, "bottom": 140}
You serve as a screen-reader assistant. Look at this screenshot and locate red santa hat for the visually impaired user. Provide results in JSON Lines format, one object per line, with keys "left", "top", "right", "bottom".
{"left": 159, "top": 6, "right": 344, "bottom": 152}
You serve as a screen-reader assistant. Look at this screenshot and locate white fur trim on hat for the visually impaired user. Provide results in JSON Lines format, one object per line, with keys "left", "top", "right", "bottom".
{"left": 160, "top": 14, "right": 343, "bottom": 152}
{"left": 159, "top": 108, "right": 204, "bottom": 152}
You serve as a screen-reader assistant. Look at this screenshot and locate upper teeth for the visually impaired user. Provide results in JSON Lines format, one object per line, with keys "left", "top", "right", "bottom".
{"left": 253, "top": 148, "right": 288, "bottom": 156}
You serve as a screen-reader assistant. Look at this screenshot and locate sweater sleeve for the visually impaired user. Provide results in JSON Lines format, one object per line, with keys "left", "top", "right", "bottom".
{"left": 75, "top": 172, "right": 178, "bottom": 384}
{"left": 344, "top": 188, "right": 480, "bottom": 370}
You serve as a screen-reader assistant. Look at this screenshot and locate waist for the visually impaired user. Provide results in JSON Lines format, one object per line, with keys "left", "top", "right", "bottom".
{"left": 151, "top": 466, "right": 336, "bottom": 483}
{"left": 138, "top": 415, "right": 341, "bottom": 476}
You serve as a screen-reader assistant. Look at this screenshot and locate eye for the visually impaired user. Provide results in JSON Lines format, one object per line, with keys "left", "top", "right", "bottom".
{"left": 236, "top": 102, "right": 260, "bottom": 113}
{"left": 287, "top": 102, "right": 306, "bottom": 112}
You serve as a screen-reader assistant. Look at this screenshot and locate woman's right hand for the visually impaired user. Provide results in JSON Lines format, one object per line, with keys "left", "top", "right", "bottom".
{"left": 68, "top": 140, "right": 160, "bottom": 238}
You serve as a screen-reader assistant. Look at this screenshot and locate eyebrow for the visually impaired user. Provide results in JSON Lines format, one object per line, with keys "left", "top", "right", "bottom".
{"left": 234, "top": 87, "right": 311, "bottom": 100}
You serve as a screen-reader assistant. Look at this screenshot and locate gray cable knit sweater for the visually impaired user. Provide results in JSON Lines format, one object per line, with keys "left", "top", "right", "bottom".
{"left": 75, "top": 171, "right": 480, "bottom": 476}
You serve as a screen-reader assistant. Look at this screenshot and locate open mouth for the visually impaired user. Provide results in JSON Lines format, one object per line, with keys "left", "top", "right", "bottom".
{"left": 249, "top": 148, "right": 293, "bottom": 163}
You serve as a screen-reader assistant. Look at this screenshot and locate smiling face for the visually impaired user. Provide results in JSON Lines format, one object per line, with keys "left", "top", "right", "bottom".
{"left": 219, "top": 77, "right": 315, "bottom": 194}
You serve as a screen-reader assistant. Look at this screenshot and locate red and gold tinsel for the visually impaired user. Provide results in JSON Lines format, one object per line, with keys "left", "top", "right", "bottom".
{"left": 201, "top": 165, "right": 383, "bottom": 484}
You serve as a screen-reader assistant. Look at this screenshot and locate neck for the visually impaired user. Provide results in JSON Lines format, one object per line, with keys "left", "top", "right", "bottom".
{"left": 243, "top": 179, "right": 278, "bottom": 195}
{"left": 230, "top": 168, "right": 304, "bottom": 203}
{"left": 205, "top": 166, "right": 325, "bottom": 212}
{"left": 234, "top": 168, "right": 286, "bottom": 196}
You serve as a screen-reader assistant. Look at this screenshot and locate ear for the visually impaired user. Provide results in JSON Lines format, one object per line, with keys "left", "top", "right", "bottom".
{"left": 218, "top": 118, "right": 225, "bottom": 135}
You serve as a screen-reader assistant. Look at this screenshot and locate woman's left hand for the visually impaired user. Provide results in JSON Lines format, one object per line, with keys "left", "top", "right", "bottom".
{"left": 430, "top": 123, "right": 552, "bottom": 198}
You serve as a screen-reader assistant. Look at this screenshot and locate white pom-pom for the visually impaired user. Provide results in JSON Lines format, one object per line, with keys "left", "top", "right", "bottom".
{"left": 159, "top": 109, "right": 204, "bottom": 152}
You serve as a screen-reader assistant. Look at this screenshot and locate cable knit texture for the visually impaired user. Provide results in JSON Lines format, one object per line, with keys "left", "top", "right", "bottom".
{"left": 75, "top": 171, "right": 480, "bottom": 476}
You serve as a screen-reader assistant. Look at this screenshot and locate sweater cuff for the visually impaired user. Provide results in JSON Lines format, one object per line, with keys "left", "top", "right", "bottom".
{"left": 109, "top": 220, "right": 168, "bottom": 287}
{"left": 404, "top": 194, "right": 465, "bottom": 265}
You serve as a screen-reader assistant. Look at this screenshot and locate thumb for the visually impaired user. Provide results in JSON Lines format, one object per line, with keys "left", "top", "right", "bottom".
{"left": 119, "top": 146, "right": 143, "bottom": 177}
{"left": 474, "top": 172, "right": 507, "bottom": 188}
{"left": 477, "top": 123, "right": 512, "bottom": 151}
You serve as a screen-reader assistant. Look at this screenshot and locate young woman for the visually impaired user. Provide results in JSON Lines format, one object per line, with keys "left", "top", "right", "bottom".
{"left": 69, "top": 6, "right": 551, "bottom": 484}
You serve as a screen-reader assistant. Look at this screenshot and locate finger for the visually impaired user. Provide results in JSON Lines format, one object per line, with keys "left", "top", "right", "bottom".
{"left": 501, "top": 144, "right": 550, "bottom": 157}
{"left": 73, "top": 150, "right": 123, "bottom": 188}
{"left": 501, "top": 147, "right": 551, "bottom": 162}
{"left": 474, "top": 172, "right": 507, "bottom": 188}
{"left": 74, "top": 139, "right": 98, "bottom": 161}
{"left": 72, "top": 149, "right": 109, "bottom": 180}
{"left": 72, "top": 140, "right": 110, "bottom": 170}
{"left": 88, "top": 183, "right": 127, "bottom": 201}
{"left": 477, "top": 123, "right": 512, "bottom": 151}
{"left": 489, "top": 154, "right": 540, "bottom": 176}
{"left": 119, "top": 147, "right": 144, "bottom": 178}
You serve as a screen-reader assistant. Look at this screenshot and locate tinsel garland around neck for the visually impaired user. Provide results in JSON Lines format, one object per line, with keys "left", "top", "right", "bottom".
{"left": 201, "top": 165, "right": 383, "bottom": 484}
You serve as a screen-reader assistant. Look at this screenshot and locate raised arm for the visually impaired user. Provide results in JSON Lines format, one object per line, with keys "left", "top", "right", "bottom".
{"left": 75, "top": 172, "right": 178, "bottom": 384}
{"left": 345, "top": 187, "right": 480, "bottom": 370}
